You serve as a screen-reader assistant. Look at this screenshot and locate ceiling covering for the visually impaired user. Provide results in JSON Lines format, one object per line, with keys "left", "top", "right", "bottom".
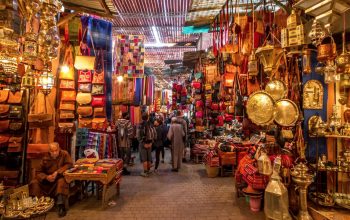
{"left": 62, "top": 0, "right": 200, "bottom": 70}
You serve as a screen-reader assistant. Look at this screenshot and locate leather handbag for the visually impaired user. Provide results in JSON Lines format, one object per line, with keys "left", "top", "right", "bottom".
{"left": 57, "top": 122, "right": 75, "bottom": 133}
{"left": 211, "top": 103, "right": 219, "bottom": 111}
{"left": 78, "top": 83, "right": 92, "bottom": 92}
{"left": 59, "top": 45, "right": 75, "bottom": 80}
{"left": 78, "top": 118, "right": 92, "bottom": 128}
{"left": 8, "top": 91, "right": 23, "bottom": 104}
{"left": 91, "top": 96, "right": 105, "bottom": 107}
{"left": 77, "top": 106, "right": 93, "bottom": 117}
{"left": 59, "top": 110, "right": 75, "bottom": 119}
{"left": 0, "top": 90, "right": 9, "bottom": 103}
{"left": 227, "top": 106, "right": 235, "bottom": 114}
{"left": 78, "top": 70, "right": 92, "bottom": 83}
{"left": 8, "top": 105, "right": 22, "bottom": 119}
{"left": 9, "top": 121, "right": 23, "bottom": 131}
{"left": 60, "top": 101, "right": 75, "bottom": 111}
{"left": 91, "top": 84, "right": 104, "bottom": 95}
{"left": 192, "top": 82, "right": 201, "bottom": 89}
{"left": 61, "top": 91, "right": 76, "bottom": 101}
{"left": 92, "top": 50, "right": 105, "bottom": 84}
{"left": 205, "top": 84, "right": 212, "bottom": 91}
{"left": 60, "top": 79, "right": 75, "bottom": 90}
{"left": 217, "top": 115, "right": 224, "bottom": 126}
{"left": 74, "top": 56, "right": 95, "bottom": 71}
{"left": 7, "top": 136, "right": 22, "bottom": 152}
{"left": 92, "top": 117, "right": 107, "bottom": 130}
{"left": 195, "top": 111, "right": 203, "bottom": 118}
{"left": 0, "top": 104, "right": 9, "bottom": 116}
{"left": 195, "top": 100, "right": 203, "bottom": 109}
{"left": 0, "top": 135, "right": 10, "bottom": 147}
{"left": 76, "top": 92, "right": 92, "bottom": 105}
{"left": 93, "top": 107, "right": 105, "bottom": 117}
{"left": 0, "top": 120, "right": 10, "bottom": 132}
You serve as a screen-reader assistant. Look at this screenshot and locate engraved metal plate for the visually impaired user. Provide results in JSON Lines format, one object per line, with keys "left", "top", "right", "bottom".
{"left": 303, "top": 80, "right": 323, "bottom": 109}
{"left": 265, "top": 80, "right": 287, "bottom": 101}
{"left": 274, "top": 99, "right": 299, "bottom": 127}
{"left": 246, "top": 91, "right": 275, "bottom": 126}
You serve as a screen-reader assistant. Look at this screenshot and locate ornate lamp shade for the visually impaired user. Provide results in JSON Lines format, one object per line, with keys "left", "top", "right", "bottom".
{"left": 294, "top": 0, "right": 350, "bottom": 28}
{"left": 38, "top": 69, "right": 54, "bottom": 94}
{"left": 264, "top": 156, "right": 292, "bottom": 220}
{"left": 256, "top": 45, "right": 283, "bottom": 76}
{"left": 21, "top": 67, "right": 36, "bottom": 88}
{"left": 248, "top": 50, "right": 258, "bottom": 78}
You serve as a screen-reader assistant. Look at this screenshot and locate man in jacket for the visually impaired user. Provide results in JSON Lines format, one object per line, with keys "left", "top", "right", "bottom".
{"left": 176, "top": 111, "right": 188, "bottom": 162}
{"left": 29, "top": 142, "right": 73, "bottom": 218}
{"left": 116, "top": 112, "right": 134, "bottom": 175}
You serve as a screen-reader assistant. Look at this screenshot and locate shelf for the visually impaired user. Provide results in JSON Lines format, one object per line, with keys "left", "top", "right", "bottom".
{"left": 324, "top": 135, "right": 350, "bottom": 139}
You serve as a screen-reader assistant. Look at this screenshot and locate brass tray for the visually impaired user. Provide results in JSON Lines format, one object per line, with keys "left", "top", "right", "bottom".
{"left": 246, "top": 91, "right": 275, "bottom": 126}
{"left": 265, "top": 79, "right": 287, "bottom": 101}
{"left": 303, "top": 80, "right": 323, "bottom": 109}
{"left": 274, "top": 99, "right": 299, "bottom": 126}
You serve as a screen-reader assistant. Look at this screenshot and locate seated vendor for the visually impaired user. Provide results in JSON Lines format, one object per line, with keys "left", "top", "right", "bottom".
{"left": 29, "top": 142, "right": 73, "bottom": 218}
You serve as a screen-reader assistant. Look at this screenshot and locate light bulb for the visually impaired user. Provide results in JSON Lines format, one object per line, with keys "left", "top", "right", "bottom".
{"left": 117, "top": 75, "right": 123, "bottom": 82}
{"left": 61, "top": 65, "right": 69, "bottom": 73}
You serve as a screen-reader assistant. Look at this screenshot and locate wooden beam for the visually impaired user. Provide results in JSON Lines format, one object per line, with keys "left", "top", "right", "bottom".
{"left": 97, "top": 0, "right": 112, "bottom": 16}
{"left": 57, "top": 12, "right": 79, "bottom": 27}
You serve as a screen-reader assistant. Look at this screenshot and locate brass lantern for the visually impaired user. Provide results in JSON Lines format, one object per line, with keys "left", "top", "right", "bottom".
{"left": 22, "top": 32, "right": 38, "bottom": 64}
{"left": 38, "top": 68, "right": 54, "bottom": 95}
{"left": 294, "top": 0, "right": 350, "bottom": 28}
{"left": 256, "top": 45, "right": 283, "bottom": 76}
{"left": 248, "top": 50, "right": 258, "bottom": 78}
{"left": 264, "top": 156, "right": 292, "bottom": 220}
{"left": 21, "top": 67, "right": 36, "bottom": 88}
{"left": 258, "top": 150, "right": 272, "bottom": 175}
{"left": 302, "top": 48, "right": 312, "bottom": 74}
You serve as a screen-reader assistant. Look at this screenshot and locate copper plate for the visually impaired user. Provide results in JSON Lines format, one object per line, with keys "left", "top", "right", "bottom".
{"left": 265, "top": 80, "right": 287, "bottom": 101}
{"left": 274, "top": 99, "right": 299, "bottom": 126}
{"left": 246, "top": 91, "right": 275, "bottom": 126}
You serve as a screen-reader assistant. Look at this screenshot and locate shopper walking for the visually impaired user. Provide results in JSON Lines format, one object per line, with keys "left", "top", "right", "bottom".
{"left": 167, "top": 117, "right": 185, "bottom": 172}
{"left": 176, "top": 110, "right": 188, "bottom": 161}
{"left": 116, "top": 112, "right": 134, "bottom": 175}
{"left": 137, "top": 113, "right": 157, "bottom": 177}
{"left": 153, "top": 118, "right": 167, "bottom": 173}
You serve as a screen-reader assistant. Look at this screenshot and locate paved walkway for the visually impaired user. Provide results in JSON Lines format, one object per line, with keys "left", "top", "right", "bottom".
{"left": 47, "top": 150, "right": 265, "bottom": 220}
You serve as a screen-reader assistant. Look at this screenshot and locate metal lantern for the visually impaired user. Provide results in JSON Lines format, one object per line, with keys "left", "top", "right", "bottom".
{"left": 258, "top": 151, "right": 272, "bottom": 175}
{"left": 308, "top": 19, "right": 327, "bottom": 47}
{"left": 256, "top": 45, "right": 284, "bottom": 76}
{"left": 302, "top": 48, "right": 312, "bottom": 74}
{"left": 248, "top": 50, "right": 258, "bottom": 78}
{"left": 265, "top": 156, "right": 292, "bottom": 220}
{"left": 324, "top": 60, "right": 338, "bottom": 84}
{"left": 22, "top": 32, "right": 38, "bottom": 64}
{"left": 21, "top": 67, "right": 36, "bottom": 88}
{"left": 336, "top": 13, "right": 350, "bottom": 68}
{"left": 38, "top": 68, "right": 54, "bottom": 94}
{"left": 294, "top": 0, "right": 350, "bottom": 28}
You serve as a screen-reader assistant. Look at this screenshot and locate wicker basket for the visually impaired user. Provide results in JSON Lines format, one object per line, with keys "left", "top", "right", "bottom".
{"left": 205, "top": 165, "right": 219, "bottom": 178}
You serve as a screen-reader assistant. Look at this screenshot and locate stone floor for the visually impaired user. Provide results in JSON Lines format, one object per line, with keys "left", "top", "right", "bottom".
{"left": 47, "top": 149, "right": 265, "bottom": 220}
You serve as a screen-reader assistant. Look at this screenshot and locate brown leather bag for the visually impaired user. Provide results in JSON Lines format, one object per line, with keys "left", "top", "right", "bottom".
{"left": 58, "top": 122, "right": 75, "bottom": 133}
{"left": 8, "top": 91, "right": 23, "bottom": 104}
{"left": 76, "top": 92, "right": 92, "bottom": 105}
{"left": 60, "top": 101, "right": 75, "bottom": 111}
{"left": 59, "top": 110, "right": 75, "bottom": 119}
{"left": 0, "top": 90, "right": 9, "bottom": 103}
{"left": 93, "top": 107, "right": 105, "bottom": 118}
{"left": 9, "top": 121, "right": 23, "bottom": 131}
{"left": 0, "top": 104, "right": 10, "bottom": 116}
{"left": 0, "top": 135, "right": 10, "bottom": 147}
{"left": 77, "top": 106, "right": 93, "bottom": 117}
{"left": 8, "top": 136, "right": 23, "bottom": 152}
{"left": 0, "top": 120, "right": 10, "bottom": 132}
{"left": 61, "top": 90, "right": 76, "bottom": 101}
{"left": 92, "top": 118, "right": 107, "bottom": 130}
{"left": 78, "top": 118, "right": 92, "bottom": 128}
